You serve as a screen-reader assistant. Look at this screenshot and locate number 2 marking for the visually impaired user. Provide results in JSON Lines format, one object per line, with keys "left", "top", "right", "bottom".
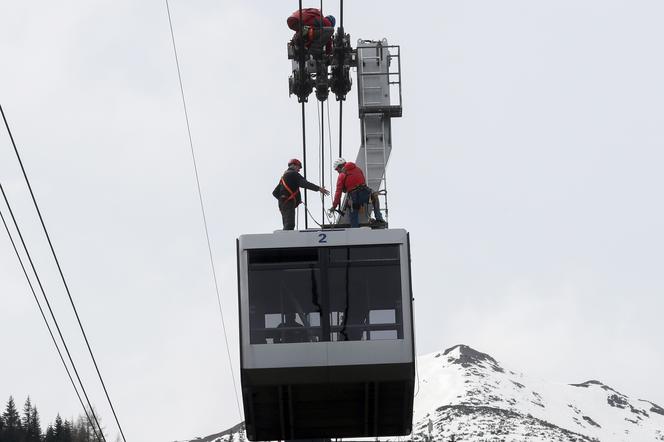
{"left": 318, "top": 233, "right": 327, "bottom": 243}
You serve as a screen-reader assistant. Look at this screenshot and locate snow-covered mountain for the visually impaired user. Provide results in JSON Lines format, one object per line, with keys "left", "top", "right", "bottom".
{"left": 187, "top": 345, "right": 664, "bottom": 441}
{"left": 413, "top": 345, "right": 664, "bottom": 441}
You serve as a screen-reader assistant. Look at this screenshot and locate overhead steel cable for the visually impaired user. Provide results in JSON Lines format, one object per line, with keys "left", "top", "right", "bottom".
{"left": 298, "top": 0, "right": 309, "bottom": 229}
{"left": 0, "top": 197, "right": 104, "bottom": 442}
{"left": 301, "top": 103, "right": 309, "bottom": 229}
{"left": 338, "top": 100, "right": 343, "bottom": 159}
{"left": 326, "top": 100, "right": 334, "bottom": 196}
{"left": 0, "top": 184, "right": 106, "bottom": 442}
{"left": 317, "top": 100, "right": 325, "bottom": 224}
{"left": 1, "top": 104, "right": 125, "bottom": 441}
{"left": 338, "top": 0, "right": 344, "bottom": 158}
{"left": 165, "top": 0, "right": 243, "bottom": 421}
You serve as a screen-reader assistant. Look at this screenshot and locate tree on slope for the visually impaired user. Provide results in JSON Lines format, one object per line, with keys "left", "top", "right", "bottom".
{"left": 72, "top": 406, "right": 105, "bottom": 442}
{"left": 63, "top": 418, "right": 74, "bottom": 441}
{"left": 44, "top": 424, "right": 55, "bottom": 442}
{"left": 1, "top": 396, "right": 23, "bottom": 441}
{"left": 73, "top": 414, "right": 95, "bottom": 442}
{"left": 44, "top": 414, "right": 70, "bottom": 442}
{"left": 22, "top": 397, "right": 42, "bottom": 442}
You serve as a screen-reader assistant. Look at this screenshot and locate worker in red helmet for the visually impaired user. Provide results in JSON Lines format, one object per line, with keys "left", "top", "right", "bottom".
{"left": 331, "top": 158, "right": 385, "bottom": 227}
{"left": 287, "top": 8, "right": 335, "bottom": 54}
{"left": 273, "top": 158, "right": 329, "bottom": 230}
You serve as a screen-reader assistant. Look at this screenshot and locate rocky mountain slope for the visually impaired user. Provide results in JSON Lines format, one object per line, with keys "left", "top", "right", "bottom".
{"left": 412, "top": 345, "right": 664, "bottom": 441}
{"left": 187, "top": 345, "right": 664, "bottom": 441}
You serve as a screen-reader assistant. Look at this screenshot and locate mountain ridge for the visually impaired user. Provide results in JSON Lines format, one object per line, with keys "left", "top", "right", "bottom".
{"left": 186, "top": 344, "right": 664, "bottom": 441}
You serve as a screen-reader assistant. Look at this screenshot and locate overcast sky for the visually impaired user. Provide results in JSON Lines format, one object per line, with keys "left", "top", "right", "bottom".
{"left": 1, "top": 1, "right": 663, "bottom": 441}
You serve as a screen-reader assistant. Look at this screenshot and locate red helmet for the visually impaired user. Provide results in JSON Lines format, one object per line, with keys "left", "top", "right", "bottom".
{"left": 288, "top": 158, "right": 302, "bottom": 168}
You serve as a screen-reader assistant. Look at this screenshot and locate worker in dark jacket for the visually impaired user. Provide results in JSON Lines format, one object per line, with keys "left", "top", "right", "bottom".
{"left": 330, "top": 158, "right": 385, "bottom": 227}
{"left": 287, "top": 8, "right": 335, "bottom": 55}
{"left": 273, "top": 158, "right": 329, "bottom": 230}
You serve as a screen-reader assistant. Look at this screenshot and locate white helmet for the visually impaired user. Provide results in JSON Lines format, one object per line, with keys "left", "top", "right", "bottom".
{"left": 333, "top": 157, "right": 346, "bottom": 170}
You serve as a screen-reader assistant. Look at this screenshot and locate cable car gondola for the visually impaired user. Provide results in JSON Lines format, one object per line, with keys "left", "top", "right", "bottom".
{"left": 237, "top": 227, "right": 415, "bottom": 441}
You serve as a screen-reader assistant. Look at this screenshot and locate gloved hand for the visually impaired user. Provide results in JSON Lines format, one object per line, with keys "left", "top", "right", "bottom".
{"left": 301, "top": 25, "right": 311, "bottom": 38}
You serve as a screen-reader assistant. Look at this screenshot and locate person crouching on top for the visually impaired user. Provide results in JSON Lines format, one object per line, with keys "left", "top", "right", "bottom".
{"left": 330, "top": 158, "right": 385, "bottom": 227}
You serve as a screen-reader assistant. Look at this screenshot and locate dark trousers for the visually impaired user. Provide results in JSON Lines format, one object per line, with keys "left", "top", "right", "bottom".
{"left": 348, "top": 187, "right": 371, "bottom": 228}
{"left": 280, "top": 201, "right": 297, "bottom": 230}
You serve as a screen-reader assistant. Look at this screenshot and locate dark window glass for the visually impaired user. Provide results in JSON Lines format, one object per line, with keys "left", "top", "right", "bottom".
{"left": 329, "top": 245, "right": 400, "bottom": 262}
{"left": 248, "top": 257, "right": 323, "bottom": 344}
{"left": 249, "top": 247, "right": 318, "bottom": 264}
{"left": 327, "top": 246, "right": 402, "bottom": 341}
{"left": 246, "top": 245, "right": 402, "bottom": 344}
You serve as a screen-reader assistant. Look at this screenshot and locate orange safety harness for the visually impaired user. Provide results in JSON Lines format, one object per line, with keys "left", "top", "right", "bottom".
{"left": 280, "top": 176, "right": 300, "bottom": 203}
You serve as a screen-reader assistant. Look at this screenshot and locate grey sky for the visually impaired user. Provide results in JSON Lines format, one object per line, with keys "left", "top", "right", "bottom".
{"left": 1, "top": 1, "right": 663, "bottom": 441}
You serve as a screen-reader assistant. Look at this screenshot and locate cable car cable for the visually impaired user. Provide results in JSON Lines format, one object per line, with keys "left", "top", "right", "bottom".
{"left": 1, "top": 105, "right": 120, "bottom": 440}
{"left": 296, "top": 0, "right": 310, "bottom": 229}
{"left": 165, "top": 0, "right": 243, "bottom": 422}
{"left": 338, "top": 0, "right": 344, "bottom": 158}
{"left": 0, "top": 200, "right": 104, "bottom": 442}
{"left": 301, "top": 102, "right": 309, "bottom": 229}
{"left": 0, "top": 184, "right": 107, "bottom": 442}
{"left": 316, "top": 100, "right": 325, "bottom": 224}
{"left": 338, "top": 102, "right": 343, "bottom": 159}
{"left": 320, "top": 101, "right": 325, "bottom": 224}
{"left": 326, "top": 100, "right": 333, "bottom": 186}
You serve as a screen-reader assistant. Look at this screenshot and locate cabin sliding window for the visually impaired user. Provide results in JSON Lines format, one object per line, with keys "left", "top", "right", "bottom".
{"left": 326, "top": 245, "right": 402, "bottom": 342}
{"left": 247, "top": 245, "right": 402, "bottom": 344}
{"left": 247, "top": 248, "right": 323, "bottom": 344}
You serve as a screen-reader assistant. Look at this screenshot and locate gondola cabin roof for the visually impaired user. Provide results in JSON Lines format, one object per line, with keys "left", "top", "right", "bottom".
{"left": 238, "top": 226, "right": 409, "bottom": 250}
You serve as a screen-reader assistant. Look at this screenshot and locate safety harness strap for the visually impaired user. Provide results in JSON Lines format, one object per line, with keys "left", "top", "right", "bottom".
{"left": 281, "top": 177, "right": 300, "bottom": 203}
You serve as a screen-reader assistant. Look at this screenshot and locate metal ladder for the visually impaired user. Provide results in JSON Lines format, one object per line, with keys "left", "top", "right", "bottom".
{"left": 354, "top": 39, "right": 402, "bottom": 223}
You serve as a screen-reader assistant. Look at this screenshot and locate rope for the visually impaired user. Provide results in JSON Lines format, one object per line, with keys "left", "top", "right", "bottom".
{"left": 0, "top": 195, "right": 104, "bottom": 442}
{"left": 303, "top": 202, "right": 325, "bottom": 228}
{"left": 165, "top": 0, "right": 243, "bottom": 421}
{"left": 0, "top": 184, "right": 106, "bottom": 442}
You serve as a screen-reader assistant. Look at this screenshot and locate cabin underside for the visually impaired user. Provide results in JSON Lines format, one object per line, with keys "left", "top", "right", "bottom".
{"left": 242, "top": 363, "right": 414, "bottom": 441}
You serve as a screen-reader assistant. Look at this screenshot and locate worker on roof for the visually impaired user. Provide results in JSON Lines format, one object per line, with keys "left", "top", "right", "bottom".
{"left": 273, "top": 158, "right": 329, "bottom": 230}
{"left": 331, "top": 158, "right": 385, "bottom": 228}
{"left": 287, "top": 8, "right": 335, "bottom": 55}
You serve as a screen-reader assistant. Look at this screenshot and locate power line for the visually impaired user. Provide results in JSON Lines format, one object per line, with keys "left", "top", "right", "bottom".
{"left": 165, "top": 0, "right": 243, "bottom": 421}
{"left": 1, "top": 104, "right": 125, "bottom": 441}
{"left": 0, "top": 184, "right": 106, "bottom": 442}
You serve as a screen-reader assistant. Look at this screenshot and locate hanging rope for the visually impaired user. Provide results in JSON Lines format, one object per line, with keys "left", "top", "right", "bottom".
{"left": 303, "top": 201, "right": 325, "bottom": 228}
{"left": 165, "top": 0, "right": 243, "bottom": 421}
